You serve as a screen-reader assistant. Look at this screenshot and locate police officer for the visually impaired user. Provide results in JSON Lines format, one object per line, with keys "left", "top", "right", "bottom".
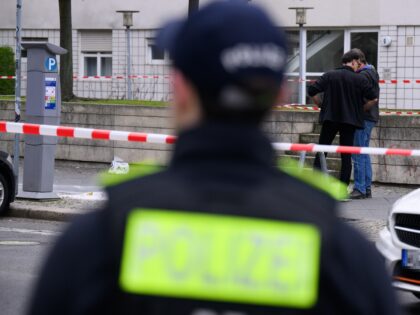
{"left": 28, "top": 2, "right": 400, "bottom": 315}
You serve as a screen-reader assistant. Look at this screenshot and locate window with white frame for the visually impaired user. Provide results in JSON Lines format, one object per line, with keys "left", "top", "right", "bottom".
{"left": 147, "top": 38, "right": 170, "bottom": 64}
{"left": 83, "top": 52, "right": 112, "bottom": 76}
{"left": 284, "top": 29, "right": 378, "bottom": 104}
{"left": 286, "top": 29, "right": 378, "bottom": 75}
{"left": 80, "top": 31, "right": 112, "bottom": 77}
{"left": 286, "top": 30, "right": 345, "bottom": 75}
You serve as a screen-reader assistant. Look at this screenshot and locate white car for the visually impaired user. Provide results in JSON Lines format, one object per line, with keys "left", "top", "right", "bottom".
{"left": 376, "top": 188, "right": 420, "bottom": 299}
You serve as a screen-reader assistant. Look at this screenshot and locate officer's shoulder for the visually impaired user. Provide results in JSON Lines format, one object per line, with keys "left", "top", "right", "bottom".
{"left": 276, "top": 158, "right": 348, "bottom": 202}
{"left": 99, "top": 162, "right": 164, "bottom": 188}
{"left": 268, "top": 168, "right": 339, "bottom": 222}
{"left": 105, "top": 165, "right": 168, "bottom": 192}
{"left": 285, "top": 171, "right": 335, "bottom": 201}
{"left": 103, "top": 164, "right": 176, "bottom": 206}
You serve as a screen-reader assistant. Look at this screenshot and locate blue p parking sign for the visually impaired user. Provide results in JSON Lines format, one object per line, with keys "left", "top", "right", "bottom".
{"left": 45, "top": 57, "right": 57, "bottom": 72}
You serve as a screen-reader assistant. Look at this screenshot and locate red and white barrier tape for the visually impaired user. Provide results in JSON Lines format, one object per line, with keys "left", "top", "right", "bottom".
{"left": 378, "top": 79, "right": 420, "bottom": 84}
{"left": 3, "top": 75, "right": 420, "bottom": 84}
{"left": 278, "top": 104, "right": 420, "bottom": 116}
{"left": 0, "top": 75, "right": 172, "bottom": 80}
{"left": 0, "top": 120, "right": 419, "bottom": 157}
{"left": 72, "top": 75, "right": 172, "bottom": 80}
{"left": 285, "top": 79, "right": 420, "bottom": 84}
{"left": 0, "top": 121, "right": 176, "bottom": 144}
{"left": 273, "top": 143, "right": 420, "bottom": 157}
{"left": 280, "top": 104, "right": 321, "bottom": 111}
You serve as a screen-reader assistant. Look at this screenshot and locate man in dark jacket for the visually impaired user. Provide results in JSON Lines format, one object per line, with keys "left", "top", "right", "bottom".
{"left": 28, "top": 2, "right": 399, "bottom": 315}
{"left": 350, "top": 48, "right": 380, "bottom": 199}
{"left": 308, "top": 51, "right": 378, "bottom": 186}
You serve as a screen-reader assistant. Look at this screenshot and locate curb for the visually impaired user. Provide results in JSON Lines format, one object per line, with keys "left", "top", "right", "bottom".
{"left": 8, "top": 203, "right": 86, "bottom": 222}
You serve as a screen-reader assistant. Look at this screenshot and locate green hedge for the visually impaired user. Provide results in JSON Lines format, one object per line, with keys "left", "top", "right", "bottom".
{"left": 0, "top": 46, "right": 15, "bottom": 95}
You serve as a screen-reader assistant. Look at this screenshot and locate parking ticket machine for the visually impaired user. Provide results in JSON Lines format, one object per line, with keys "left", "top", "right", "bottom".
{"left": 20, "top": 43, "right": 67, "bottom": 199}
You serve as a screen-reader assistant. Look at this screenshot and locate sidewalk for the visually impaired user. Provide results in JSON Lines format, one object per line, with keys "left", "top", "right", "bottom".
{"left": 338, "top": 185, "right": 415, "bottom": 241}
{"left": 8, "top": 162, "right": 419, "bottom": 240}
{"left": 10, "top": 161, "right": 107, "bottom": 221}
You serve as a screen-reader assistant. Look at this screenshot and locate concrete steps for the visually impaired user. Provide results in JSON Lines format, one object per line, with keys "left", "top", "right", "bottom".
{"left": 299, "top": 133, "right": 340, "bottom": 145}
{"left": 278, "top": 154, "right": 340, "bottom": 177}
{"left": 313, "top": 123, "right": 322, "bottom": 134}
{"left": 283, "top": 150, "right": 341, "bottom": 159}
{"left": 284, "top": 123, "right": 344, "bottom": 177}
{"left": 280, "top": 154, "right": 342, "bottom": 169}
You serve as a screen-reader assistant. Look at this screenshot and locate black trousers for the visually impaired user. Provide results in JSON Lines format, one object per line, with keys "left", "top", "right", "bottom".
{"left": 314, "top": 121, "right": 356, "bottom": 185}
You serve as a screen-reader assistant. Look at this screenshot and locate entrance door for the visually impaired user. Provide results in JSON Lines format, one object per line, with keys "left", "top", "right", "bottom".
{"left": 345, "top": 30, "right": 379, "bottom": 68}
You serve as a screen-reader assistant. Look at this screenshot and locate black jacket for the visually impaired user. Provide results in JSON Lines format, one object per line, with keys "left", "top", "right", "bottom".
{"left": 308, "top": 66, "right": 377, "bottom": 128}
{"left": 28, "top": 123, "right": 400, "bottom": 315}
{"left": 358, "top": 66, "right": 380, "bottom": 122}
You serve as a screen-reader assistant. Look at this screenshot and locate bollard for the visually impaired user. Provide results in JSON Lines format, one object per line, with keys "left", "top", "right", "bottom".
{"left": 18, "top": 43, "right": 67, "bottom": 200}
{"left": 298, "top": 151, "right": 307, "bottom": 169}
{"left": 319, "top": 152, "right": 328, "bottom": 175}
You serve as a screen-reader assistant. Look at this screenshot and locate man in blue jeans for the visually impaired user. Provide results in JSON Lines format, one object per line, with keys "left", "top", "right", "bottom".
{"left": 350, "top": 49, "right": 380, "bottom": 199}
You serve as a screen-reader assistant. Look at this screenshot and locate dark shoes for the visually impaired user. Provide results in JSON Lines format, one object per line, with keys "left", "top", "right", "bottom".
{"left": 350, "top": 189, "right": 366, "bottom": 200}
{"left": 349, "top": 188, "right": 372, "bottom": 200}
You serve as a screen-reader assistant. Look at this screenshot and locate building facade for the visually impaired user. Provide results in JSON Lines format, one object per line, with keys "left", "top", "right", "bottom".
{"left": 0, "top": 0, "right": 419, "bottom": 109}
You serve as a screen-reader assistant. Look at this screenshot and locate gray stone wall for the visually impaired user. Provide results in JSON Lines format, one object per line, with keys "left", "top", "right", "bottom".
{"left": 373, "top": 116, "right": 420, "bottom": 184}
{"left": 0, "top": 102, "right": 174, "bottom": 165}
{"left": 0, "top": 101, "right": 419, "bottom": 184}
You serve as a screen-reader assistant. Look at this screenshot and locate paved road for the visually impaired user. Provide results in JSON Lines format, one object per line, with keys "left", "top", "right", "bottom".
{"left": 1, "top": 217, "right": 420, "bottom": 315}
{"left": 339, "top": 184, "right": 418, "bottom": 220}
{"left": 338, "top": 184, "right": 418, "bottom": 242}
{"left": 0, "top": 218, "right": 65, "bottom": 315}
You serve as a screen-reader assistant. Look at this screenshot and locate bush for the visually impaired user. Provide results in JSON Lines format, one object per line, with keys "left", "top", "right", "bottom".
{"left": 0, "top": 46, "right": 15, "bottom": 95}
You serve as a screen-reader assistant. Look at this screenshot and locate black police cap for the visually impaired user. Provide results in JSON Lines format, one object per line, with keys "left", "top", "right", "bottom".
{"left": 157, "top": 1, "right": 288, "bottom": 116}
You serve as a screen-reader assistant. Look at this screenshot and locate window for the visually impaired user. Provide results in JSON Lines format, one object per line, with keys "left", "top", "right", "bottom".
{"left": 285, "top": 30, "right": 345, "bottom": 104}
{"left": 285, "top": 29, "right": 378, "bottom": 104}
{"left": 147, "top": 38, "right": 169, "bottom": 64}
{"left": 286, "top": 30, "right": 344, "bottom": 74}
{"left": 286, "top": 29, "right": 378, "bottom": 73}
{"left": 83, "top": 52, "right": 112, "bottom": 76}
{"left": 84, "top": 57, "right": 97, "bottom": 76}
{"left": 80, "top": 31, "right": 112, "bottom": 77}
{"left": 307, "top": 31, "right": 345, "bottom": 73}
{"left": 286, "top": 31, "right": 300, "bottom": 62}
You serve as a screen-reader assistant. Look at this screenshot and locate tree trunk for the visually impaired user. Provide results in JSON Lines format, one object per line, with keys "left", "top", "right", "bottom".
{"left": 188, "top": 0, "right": 199, "bottom": 17}
{"left": 59, "top": 0, "right": 74, "bottom": 101}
